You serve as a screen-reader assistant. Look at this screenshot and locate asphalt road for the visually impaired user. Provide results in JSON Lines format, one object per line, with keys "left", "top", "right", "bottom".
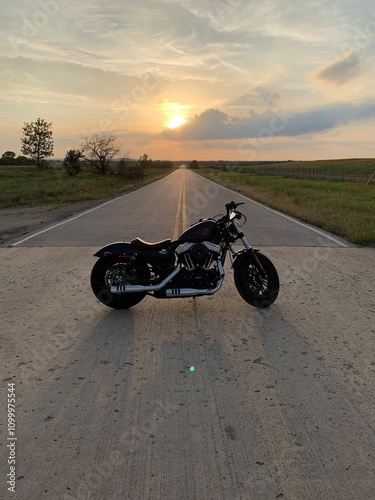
{"left": 1, "top": 169, "right": 374, "bottom": 500}
{"left": 11, "top": 168, "right": 350, "bottom": 248}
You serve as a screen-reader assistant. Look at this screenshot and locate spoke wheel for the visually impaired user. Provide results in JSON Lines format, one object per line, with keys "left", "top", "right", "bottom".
{"left": 234, "top": 252, "right": 279, "bottom": 308}
{"left": 91, "top": 257, "right": 150, "bottom": 309}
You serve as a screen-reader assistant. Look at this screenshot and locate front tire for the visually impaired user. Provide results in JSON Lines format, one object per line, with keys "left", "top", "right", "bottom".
{"left": 234, "top": 252, "right": 279, "bottom": 308}
{"left": 91, "top": 257, "right": 149, "bottom": 309}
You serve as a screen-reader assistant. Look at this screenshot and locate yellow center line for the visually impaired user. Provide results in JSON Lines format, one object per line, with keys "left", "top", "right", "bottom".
{"left": 173, "top": 172, "right": 187, "bottom": 240}
{"left": 173, "top": 183, "right": 183, "bottom": 240}
{"left": 182, "top": 173, "right": 187, "bottom": 233}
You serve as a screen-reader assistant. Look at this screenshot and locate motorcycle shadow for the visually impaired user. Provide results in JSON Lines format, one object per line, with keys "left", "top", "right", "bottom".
{"left": 11, "top": 308, "right": 137, "bottom": 498}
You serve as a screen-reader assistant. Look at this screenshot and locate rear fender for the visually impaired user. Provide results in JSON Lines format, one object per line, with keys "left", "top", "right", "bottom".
{"left": 93, "top": 242, "right": 137, "bottom": 258}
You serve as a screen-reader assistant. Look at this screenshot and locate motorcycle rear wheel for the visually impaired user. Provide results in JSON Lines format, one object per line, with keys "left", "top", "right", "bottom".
{"left": 91, "top": 256, "right": 149, "bottom": 309}
{"left": 234, "top": 252, "right": 279, "bottom": 308}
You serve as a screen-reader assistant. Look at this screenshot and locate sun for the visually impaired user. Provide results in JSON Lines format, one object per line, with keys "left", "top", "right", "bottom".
{"left": 166, "top": 114, "right": 187, "bottom": 129}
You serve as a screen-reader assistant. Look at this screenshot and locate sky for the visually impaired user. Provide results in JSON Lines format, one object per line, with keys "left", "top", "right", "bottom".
{"left": 1, "top": 0, "right": 375, "bottom": 161}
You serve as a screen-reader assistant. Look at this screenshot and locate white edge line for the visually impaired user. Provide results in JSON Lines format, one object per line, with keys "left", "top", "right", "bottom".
{"left": 11, "top": 181, "right": 152, "bottom": 246}
{"left": 203, "top": 175, "right": 349, "bottom": 248}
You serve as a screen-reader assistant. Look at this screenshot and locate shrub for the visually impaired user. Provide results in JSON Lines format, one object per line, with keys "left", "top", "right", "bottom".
{"left": 63, "top": 149, "right": 83, "bottom": 176}
{"left": 115, "top": 159, "right": 144, "bottom": 179}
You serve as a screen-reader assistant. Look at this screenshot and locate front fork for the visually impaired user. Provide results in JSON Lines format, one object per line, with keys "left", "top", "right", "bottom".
{"left": 229, "top": 219, "right": 266, "bottom": 277}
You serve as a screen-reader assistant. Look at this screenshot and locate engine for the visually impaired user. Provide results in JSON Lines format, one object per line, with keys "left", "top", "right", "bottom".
{"left": 176, "top": 241, "right": 221, "bottom": 270}
{"left": 171, "top": 242, "right": 221, "bottom": 289}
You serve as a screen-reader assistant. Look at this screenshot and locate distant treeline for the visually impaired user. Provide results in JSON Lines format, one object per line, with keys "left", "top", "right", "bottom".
{"left": 199, "top": 158, "right": 375, "bottom": 182}
{"left": 0, "top": 152, "right": 34, "bottom": 165}
{"left": 197, "top": 160, "right": 295, "bottom": 170}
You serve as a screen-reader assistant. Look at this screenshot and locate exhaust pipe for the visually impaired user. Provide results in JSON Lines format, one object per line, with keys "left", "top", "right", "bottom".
{"left": 108, "top": 261, "right": 225, "bottom": 298}
{"left": 109, "top": 265, "right": 181, "bottom": 294}
{"left": 164, "top": 261, "right": 224, "bottom": 297}
{"left": 96, "top": 288, "right": 113, "bottom": 305}
{"left": 164, "top": 278, "right": 224, "bottom": 297}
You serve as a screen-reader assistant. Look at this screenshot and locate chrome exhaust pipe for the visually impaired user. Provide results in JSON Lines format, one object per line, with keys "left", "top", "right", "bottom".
{"left": 109, "top": 261, "right": 225, "bottom": 297}
{"left": 165, "top": 261, "right": 225, "bottom": 297}
{"left": 164, "top": 278, "right": 224, "bottom": 297}
{"left": 109, "top": 265, "right": 181, "bottom": 294}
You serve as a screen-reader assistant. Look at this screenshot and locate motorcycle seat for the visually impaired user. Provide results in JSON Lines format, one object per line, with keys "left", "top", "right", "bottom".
{"left": 131, "top": 238, "right": 172, "bottom": 251}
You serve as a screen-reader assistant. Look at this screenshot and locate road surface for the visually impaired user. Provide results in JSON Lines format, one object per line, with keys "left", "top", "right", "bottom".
{"left": 1, "top": 169, "right": 374, "bottom": 499}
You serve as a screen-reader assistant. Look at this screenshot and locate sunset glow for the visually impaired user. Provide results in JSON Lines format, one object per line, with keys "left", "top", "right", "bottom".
{"left": 166, "top": 115, "right": 187, "bottom": 129}
{"left": 1, "top": 2, "right": 375, "bottom": 160}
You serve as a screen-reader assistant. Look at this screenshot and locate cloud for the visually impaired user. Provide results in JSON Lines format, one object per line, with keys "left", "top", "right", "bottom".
{"left": 315, "top": 52, "right": 365, "bottom": 87}
{"left": 160, "top": 0, "right": 366, "bottom": 47}
{"left": 160, "top": 102, "right": 375, "bottom": 140}
{"left": 161, "top": 109, "right": 230, "bottom": 140}
{"left": 229, "top": 87, "right": 281, "bottom": 108}
{"left": 2, "top": 1, "right": 375, "bottom": 159}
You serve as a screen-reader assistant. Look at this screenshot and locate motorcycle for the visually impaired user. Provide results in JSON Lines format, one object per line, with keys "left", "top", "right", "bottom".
{"left": 91, "top": 201, "right": 279, "bottom": 309}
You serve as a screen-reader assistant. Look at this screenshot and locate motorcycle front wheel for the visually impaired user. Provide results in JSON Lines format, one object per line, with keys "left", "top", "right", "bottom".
{"left": 91, "top": 256, "right": 149, "bottom": 309}
{"left": 234, "top": 252, "right": 279, "bottom": 308}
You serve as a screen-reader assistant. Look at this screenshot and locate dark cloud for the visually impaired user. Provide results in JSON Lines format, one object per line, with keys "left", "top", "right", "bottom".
{"left": 160, "top": 109, "right": 229, "bottom": 140}
{"left": 229, "top": 87, "right": 281, "bottom": 107}
{"left": 315, "top": 52, "right": 365, "bottom": 86}
{"left": 160, "top": 102, "right": 375, "bottom": 141}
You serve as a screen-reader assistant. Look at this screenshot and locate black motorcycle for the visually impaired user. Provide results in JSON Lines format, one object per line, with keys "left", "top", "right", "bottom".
{"left": 91, "top": 201, "right": 279, "bottom": 309}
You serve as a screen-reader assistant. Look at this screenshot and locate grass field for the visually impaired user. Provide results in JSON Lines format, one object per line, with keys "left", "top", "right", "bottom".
{"left": 214, "top": 158, "right": 375, "bottom": 182}
{"left": 0, "top": 165, "right": 174, "bottom": 209}
{"left": 198, "top": 169, "right": 375, "bottom": 246}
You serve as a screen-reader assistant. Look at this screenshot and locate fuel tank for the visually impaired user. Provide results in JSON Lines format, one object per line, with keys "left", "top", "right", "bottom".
{"left": 178, "top": 219, "right": 217, "bottom": 243}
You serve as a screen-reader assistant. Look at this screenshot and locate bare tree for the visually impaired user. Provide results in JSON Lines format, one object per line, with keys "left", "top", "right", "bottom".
{"left": 81, "top": 134, "right": 121, "bottom": 175}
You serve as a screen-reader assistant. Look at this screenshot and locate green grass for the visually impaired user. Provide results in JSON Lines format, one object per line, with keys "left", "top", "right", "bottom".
{"left": 223, "top": 158, "right": 375, "bottom": 181}
{"left": 0, "top": 165, "right": 174, "bottom": 209}
{"left": 198, "top": 169, "right": 375, "bottom": 246}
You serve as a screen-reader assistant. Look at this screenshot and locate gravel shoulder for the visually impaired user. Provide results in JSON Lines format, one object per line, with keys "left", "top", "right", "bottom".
{"left": 0, "top": 200, "right": 104, "bottom": 246}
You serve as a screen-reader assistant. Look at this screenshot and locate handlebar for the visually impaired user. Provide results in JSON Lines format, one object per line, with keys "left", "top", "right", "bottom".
{"left": 213, "top": 201, "right": 247, "bottom": 227}
{"left": 225, "top": 201, "right": 245, "bottom": 215}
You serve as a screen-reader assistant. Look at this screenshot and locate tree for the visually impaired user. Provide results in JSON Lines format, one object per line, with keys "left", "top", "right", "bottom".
{"left": 1, "top": 151, "right": 16, "bottom": 165}
{"left": 16, "top": 155, "right": 33, "bottom": 165}
{"left": 138, "top": 153, "right": 152, "bottom": 167}
{"left": 2, "top": 151, "right": 16, "bottom": 160}
{"left": 21, "top": 118, "right": 54, "bottom": 168}
{"left": 81, "top": 134, "right": 121, "bottom": 175}
{"left": 189, "top": 160, "right": 198, "bottom": 169}
{"left": 152, "top": 160, "right": 174, "bottom": 169}
{"left": 116, "top": 158, "right": 142, "bottom": 179}
{"left": 63, "top": 149, "right": 83, "bottom": 176}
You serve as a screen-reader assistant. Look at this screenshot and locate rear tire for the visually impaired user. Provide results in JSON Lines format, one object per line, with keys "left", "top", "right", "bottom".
{"left": 234, "top": 252, "right": 279, "bottom": 308}
{"left": 91, "top": 257, "right": 149, "bottom": 309}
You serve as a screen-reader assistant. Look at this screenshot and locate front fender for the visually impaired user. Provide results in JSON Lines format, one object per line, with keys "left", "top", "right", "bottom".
{"left": 232, "top": 249, "right": 259, "bottom": 268}
{"left": 93, "top": 242, "right": 137, "bottom": 258}
{"left": 232, "top": 248, "right": 266, "bottom": 277}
